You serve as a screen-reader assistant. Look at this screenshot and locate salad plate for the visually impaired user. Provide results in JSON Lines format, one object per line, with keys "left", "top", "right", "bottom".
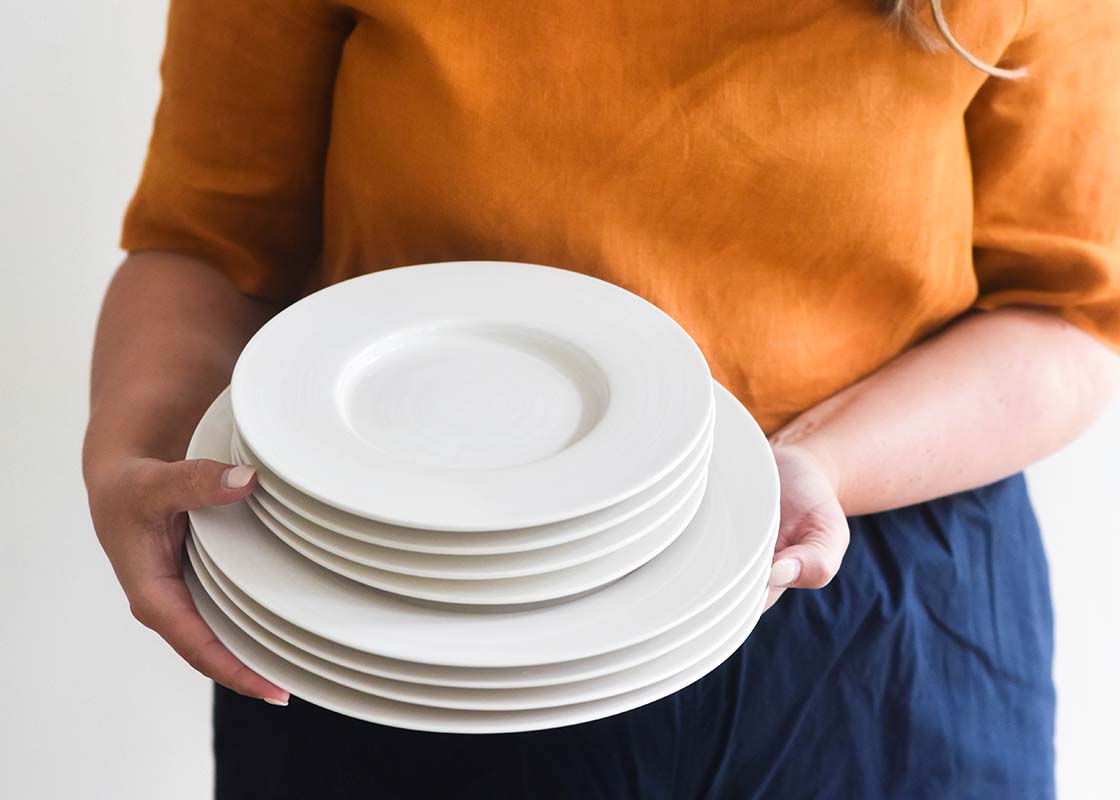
{"left": 246, "top": 474, "right": 702, "bottom": 605}
{"left": 231, "top": 262, "right": 713, "bottom": 531}
{"left": 243, "top": 451, "right": 708, "bottom": 580}
{"left": 229, "top": 410, "right": 714, "bottom": 556}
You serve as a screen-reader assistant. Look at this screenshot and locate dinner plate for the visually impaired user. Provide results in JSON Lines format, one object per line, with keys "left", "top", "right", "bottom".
{"left": 243, "top": 450, "right": 708, "bottom": 581}
{"left": 188, "top": 381, "right": 779, "bottom": 667}
{"left": 229, "top": 408, "right": 715, "bottom": 556}
{"left": 188, "top": 538, "right": 766, "bottom": 711}
{"left": 246, "top": 470, "right": 702, "bottom": 604}
{"left": 184, "top": 559, "right": 768, "bottom": 733}
{"left": 186, "top": 533, "right": 769, "bottom": 689}
{"left": 231, "top": 262, "right": 713, "bottom": 531}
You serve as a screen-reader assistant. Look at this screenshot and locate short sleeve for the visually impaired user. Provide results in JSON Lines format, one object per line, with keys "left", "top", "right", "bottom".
{"left": 965, "top": 0, "right": 1120, "bottom": 350}
{"left": 121, "top": 0, "right": 351, "bottom": 302}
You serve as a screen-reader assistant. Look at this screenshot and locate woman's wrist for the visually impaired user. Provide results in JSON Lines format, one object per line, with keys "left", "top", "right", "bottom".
{"left": 769, "top": 420, "right": 847, "bottom": 512}
{"left": 768, "top": 310, "right": 1120, "bottom": 519}
{"left": 85, "top": 253, "right": 277, "bottom": 487}
{"left": 83, "top": 382, "right": 221, "bottom": 490}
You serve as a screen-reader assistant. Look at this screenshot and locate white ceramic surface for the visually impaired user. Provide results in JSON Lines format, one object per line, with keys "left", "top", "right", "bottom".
{"left": 229, "top": 408, "right": 715, "bottom": 556}
{"left": 184, "top": 559, "right": 768, "bottom": 733}
{"left": 186, "top": 533, "right": 769, "bottom": 689}
{"left": 247, "top": 471, "right": 702, "bottom": 604}
{"left": 188, "top": 537, "right": 766, "bottom": 711}
{"left": 188, "top": 381, "right": 779, "bottom": 667}
{"left": 231, "top": 262, "right": 713, "bottom": 531}
{"left": 243, "top": 447, "right": 709, "bottom": 580}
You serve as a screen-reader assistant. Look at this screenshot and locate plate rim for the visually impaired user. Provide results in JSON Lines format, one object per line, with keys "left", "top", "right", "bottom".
{"left": 243, "top": 472, "right": 704, "bottom": 605}
{"left": 186, "top": 539, "right": 767, "bottom": 711}
{"left": 184, "top": 556, "right": 769, "bottom": 734}
{"left": 231, "top": 404, "right": 716, "bottom": 556}
{"left": 185, "top": 532, "right": 769, "bottom": 689}
{"left": 245, "top": 445, "right": 711, "bottom": 580}
{"left": 188, "top": 380, "right": 780, "bottom": 667}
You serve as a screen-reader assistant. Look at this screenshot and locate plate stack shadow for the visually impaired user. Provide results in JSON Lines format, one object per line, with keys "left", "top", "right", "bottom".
{"left": 185, "top": 261, "right": 780, "bottom": 733}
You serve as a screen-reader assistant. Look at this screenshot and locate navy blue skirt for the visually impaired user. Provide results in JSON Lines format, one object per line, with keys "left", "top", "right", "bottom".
{"left": 213, "top": 473, "right": 1055, "bottom": 799}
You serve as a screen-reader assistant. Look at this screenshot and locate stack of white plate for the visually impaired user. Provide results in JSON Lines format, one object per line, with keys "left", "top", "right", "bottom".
{"left": 185, "top": 261, "right": 780, "bottom": 733}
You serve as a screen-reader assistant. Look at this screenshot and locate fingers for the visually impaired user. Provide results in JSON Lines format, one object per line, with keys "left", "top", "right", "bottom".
{"left": 98, "top": 456, "right": 278, "bottom": 700}
{"left": 131, "top": 575, "right": 289, "bottom": 705}
{"left": 140, "top": 459, "right": 256, "bottom": 515}
{"left": 768, "top": 516, "right": 850, "bottom": 591}
{"left": 764, "top": 586, "right": 785, "bottom": 611}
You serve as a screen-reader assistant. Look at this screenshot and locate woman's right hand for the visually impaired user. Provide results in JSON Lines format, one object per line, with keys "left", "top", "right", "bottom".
{"left": 85, "top": 455, "right": 290, "bottom": 705}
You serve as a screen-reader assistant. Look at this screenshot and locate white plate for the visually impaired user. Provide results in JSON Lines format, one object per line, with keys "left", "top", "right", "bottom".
{"left": 188, "top": 538, "right": 766, "bottom": 711}
{"left": 186, "top": 533, "right": 768, "bottom": 689}
{"left": 185, "top": 558, "right": 768, "bottom": 733}
{"left": 229, "top": 409, "right": 715, "bottom": 556}
{"left": 245, "top": 449, "right": 708, "bottom": 580}
{"left": 188, "top": 382, "right": 779, "bottom": 667}
{"left": 247, "top": 470, "right": 702, "bottom": 604}
{"left": 231, "top": 262, "right": 713, "bottom": 531}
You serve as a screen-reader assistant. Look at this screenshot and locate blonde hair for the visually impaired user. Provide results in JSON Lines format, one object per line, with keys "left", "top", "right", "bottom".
{"left": 881, "top": 0, "right": 1027, "bottom": 79}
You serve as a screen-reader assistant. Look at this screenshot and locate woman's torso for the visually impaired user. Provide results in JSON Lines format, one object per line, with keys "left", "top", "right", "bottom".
{"left": 311, "top": 0, "right": 1021, "bottom": 432}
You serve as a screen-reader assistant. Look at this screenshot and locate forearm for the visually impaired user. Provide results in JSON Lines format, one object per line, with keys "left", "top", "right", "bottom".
{"left": 773, "top": 307, "right": 1120, "bottom": 516}
{"left": 83, "top": 252, "right": 278, "bottom": 481}
{"left": 83, "top": 252, "right": 288, "bottom": 702}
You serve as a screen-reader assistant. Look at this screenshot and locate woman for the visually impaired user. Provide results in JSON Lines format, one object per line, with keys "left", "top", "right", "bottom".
{"left": 84, "top": 1, "right": 1120, "bottom": 797}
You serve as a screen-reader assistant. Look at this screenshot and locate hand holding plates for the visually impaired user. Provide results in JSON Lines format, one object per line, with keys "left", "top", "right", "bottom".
{"left": 186, "top": 262, "right": 779, "bottom": 733}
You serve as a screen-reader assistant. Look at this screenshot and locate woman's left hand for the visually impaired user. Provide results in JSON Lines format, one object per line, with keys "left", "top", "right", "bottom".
{"left": 765, "top": 444, "right": 850, "bottom": 610}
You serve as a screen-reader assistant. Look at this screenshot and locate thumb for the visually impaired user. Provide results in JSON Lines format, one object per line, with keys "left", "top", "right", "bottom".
{"left": 768, "top": 520, "right": 850, "bottom": 591}
{"left": 148, "top": 459, "right": 257, "bottom": 514}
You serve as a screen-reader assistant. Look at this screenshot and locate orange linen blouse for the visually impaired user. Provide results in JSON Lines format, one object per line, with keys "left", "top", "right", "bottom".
{"left": 123, "top": 0, "right": 1120, "bottom": 434}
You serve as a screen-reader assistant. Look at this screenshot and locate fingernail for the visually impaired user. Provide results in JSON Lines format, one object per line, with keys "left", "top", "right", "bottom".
{"left": 222, "top": 465, "right": 255, "bottom": 490}
{"left": 263, "top": 696, "right": 288, "bottom": 706}
{"left": 769, "top": 559, "right": 801, "bottom": 588}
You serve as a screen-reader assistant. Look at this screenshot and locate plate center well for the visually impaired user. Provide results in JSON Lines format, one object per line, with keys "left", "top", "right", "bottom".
{"left": 337, "top": 325, "right": 610, "bottom": 471}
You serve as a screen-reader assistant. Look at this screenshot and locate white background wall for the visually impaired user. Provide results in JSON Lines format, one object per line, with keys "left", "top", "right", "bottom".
{"left": 1, "top": 3, "right": 1116, "bottom": 798}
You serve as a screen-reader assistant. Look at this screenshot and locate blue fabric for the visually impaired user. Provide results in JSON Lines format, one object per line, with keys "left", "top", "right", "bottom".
{"left": 213, "top": 473, "right": 1055, "bottom": 799}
